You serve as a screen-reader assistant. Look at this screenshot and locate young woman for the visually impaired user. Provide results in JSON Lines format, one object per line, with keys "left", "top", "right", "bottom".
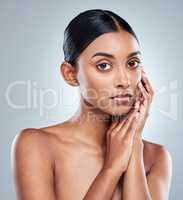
{"left": 11, "top": 9, "right": 172, "bottom": 200}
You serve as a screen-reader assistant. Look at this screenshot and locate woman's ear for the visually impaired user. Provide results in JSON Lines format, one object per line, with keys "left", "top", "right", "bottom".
{"left": 60, "top": 61, "right": 79, "bottom": 86}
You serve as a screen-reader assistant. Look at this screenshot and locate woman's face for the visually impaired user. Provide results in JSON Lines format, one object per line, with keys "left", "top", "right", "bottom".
{"left": 76, "top": 30, "right": 142, "bottom": 116}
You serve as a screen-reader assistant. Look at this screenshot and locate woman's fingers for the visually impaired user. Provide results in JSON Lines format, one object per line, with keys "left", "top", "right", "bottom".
{"left": 116, "top": 102, "right": 139, "bottom": 133}
{"left": 108, "top": 102, "right": 137, "bottom": 135}
{"left": 141, "top": 74, "right": 151, "bottom": 93}
{"left": 107, "top": 99, "right": 141, "bottom": 140}
{"left": 117, "top": 101, "right": 140, "bottom": 137}
{"left": 124, "top": 111, "right": 140, "bottom": 141}
{"left": 138, "top": 81, "right": 149, "bottom": 104}
{"left": 114, "top": 118, "right": 127, "bottom": 133}
{"left": 106, "top": 120, "right": 119, "bottom": 141}
{"left": 141, "top": 72, "right": 154, "bottom": 98}
{"left": 109, "top": 120, "right": 119, "bottom": 132}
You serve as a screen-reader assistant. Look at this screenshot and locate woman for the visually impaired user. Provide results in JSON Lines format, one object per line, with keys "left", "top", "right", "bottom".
{"left": 11, "top": 9, "right": 172, "bottom": 200}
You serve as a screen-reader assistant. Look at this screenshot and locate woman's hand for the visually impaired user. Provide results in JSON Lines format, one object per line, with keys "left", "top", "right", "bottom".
{"left": 135, "top": 68, "right": 155, "bottom": 139}
{"left": 103, "top": 101, "right": 140, "bottom": 175}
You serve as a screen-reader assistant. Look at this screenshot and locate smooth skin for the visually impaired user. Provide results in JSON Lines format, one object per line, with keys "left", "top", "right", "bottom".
{"left": 11, "top": 30, "right": 172, "bottom": 200}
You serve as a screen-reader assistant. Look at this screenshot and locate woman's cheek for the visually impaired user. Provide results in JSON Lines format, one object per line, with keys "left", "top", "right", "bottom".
{"left": 136, "top": 67, "right": 142, "bottom": 82}
{"left": 130, "top": 69, "right": 141, "bottom": 85}
{"left": 133, "top": 70, "right": 142, "bottom": 98}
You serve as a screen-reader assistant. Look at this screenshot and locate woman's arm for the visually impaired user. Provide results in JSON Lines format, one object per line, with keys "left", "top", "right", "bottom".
{"left": 122, "top": 138, "right": 152, "bottom": 200}
{"left": 83, "top": 167, "right": 122, "bottom": 200}
{"left": 11, "top": 129, "right": 56, "bottom": 200}
{"left": 121, "top": 68, "right": 172, "bottom": 200}
{"left": 146, "top": 144, "right": 172, "bottom": 200}
{"left": 122, "top": 138, "right": 172, "bottom": 200}
{"left": 83, "top": 102, "right": 141, "bottom": 200}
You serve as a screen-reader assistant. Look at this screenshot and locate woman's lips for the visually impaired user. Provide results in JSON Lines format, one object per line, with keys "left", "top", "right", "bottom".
{"left": 110, "top": 96, "right": 131, "bottom": 105}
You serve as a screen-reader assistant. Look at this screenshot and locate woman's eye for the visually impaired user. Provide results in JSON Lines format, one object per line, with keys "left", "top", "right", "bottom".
{"left": 96, "top": 63, "right": 111, "bottom": 71}
{"left": 128, "top": 60, "right": 141, "bottom": 68}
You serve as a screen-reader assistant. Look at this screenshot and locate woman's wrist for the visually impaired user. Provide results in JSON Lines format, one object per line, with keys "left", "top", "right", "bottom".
{"left": 101, "top": 166, "right": 123, "bottom": 182}
{"left": 131, "top": 137, "right": 144, "bottom": 159}
{"left": 133, "top": 135, "right": 143, "bottom": 146}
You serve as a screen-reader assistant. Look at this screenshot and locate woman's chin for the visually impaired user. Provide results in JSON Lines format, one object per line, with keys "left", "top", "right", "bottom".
{"left": 102, "top": 104, "right": 133, "bottom": 118}
{"left": 110, "top": 107, "right": 132, "bottom": 117}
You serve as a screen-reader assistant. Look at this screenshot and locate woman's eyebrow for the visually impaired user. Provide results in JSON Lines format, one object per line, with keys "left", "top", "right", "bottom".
{"left": 91, "top": 51, "right": 141, "bottom": 59}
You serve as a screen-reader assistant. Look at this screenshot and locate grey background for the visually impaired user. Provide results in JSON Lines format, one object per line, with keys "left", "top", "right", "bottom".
{"left": 1, "top": 0, "right": 183, "bottom": 199}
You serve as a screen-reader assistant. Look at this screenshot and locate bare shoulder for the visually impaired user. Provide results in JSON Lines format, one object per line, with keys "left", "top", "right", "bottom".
{"left": 142, "top": 140, "right": 172, "bottom": 199}
{"left": 11, "top": 122, "right": 67, "bottom": 154}
{"left": 11, "top": 128, "right": 59, "bottom": 199}
{"left": 11, "top": 120, "right": 73, "bottom": 158}
{"left": 12, "top": 127, "right": 51, "bottom": 148}
{"left": 12, "top": 127, "right": 47, "bottom": 143}
{"left": 142, "top": 139, "right": 172, "bottom": 163}
{"left": 11, "top": 127, "right": 55, "bottom": 164}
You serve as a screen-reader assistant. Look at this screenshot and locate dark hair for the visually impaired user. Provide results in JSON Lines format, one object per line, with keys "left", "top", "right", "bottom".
{"left": 63, "top": 9, "right": 139, "bottom": 67}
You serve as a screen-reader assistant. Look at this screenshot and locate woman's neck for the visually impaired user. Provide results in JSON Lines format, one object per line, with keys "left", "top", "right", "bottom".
{"left": 69, "top": 96, "right": 112, "bottom": 150}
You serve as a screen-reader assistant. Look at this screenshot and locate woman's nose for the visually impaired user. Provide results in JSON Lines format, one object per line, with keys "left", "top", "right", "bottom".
{"left": 114, "top": 68, "right": 130, "bottom": 89}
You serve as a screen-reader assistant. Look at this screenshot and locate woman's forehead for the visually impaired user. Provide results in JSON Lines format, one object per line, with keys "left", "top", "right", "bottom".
{"left": 80, "top": 31, "right": 141, "bottom": 60}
